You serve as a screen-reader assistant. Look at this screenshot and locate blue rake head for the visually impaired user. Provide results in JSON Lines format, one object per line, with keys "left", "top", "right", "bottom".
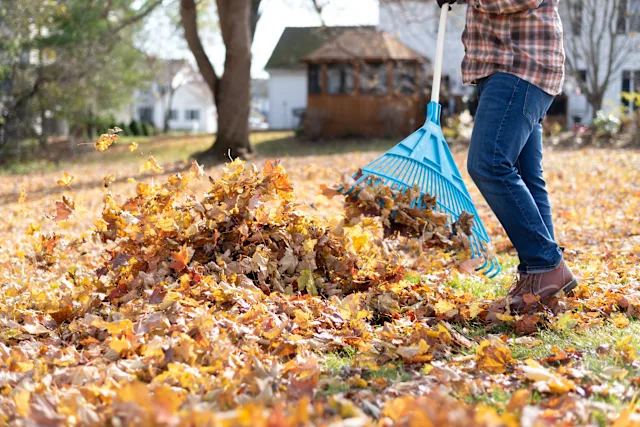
{"left": 339, "top": 102, "right": 501, "bottom": 278}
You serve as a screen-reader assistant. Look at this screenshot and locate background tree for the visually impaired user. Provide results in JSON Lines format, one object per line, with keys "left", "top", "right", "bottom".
{"left": 0, "top": 0, "right": 160, "bottom": 161}
{"left": 180, "top": 0, "right": 262, "bottom": 163}
{"left": 562, "top": 0, "right": 640, "bottom": 118}
{"left": 143, "top": 58, "right": 197, "bottom": 133}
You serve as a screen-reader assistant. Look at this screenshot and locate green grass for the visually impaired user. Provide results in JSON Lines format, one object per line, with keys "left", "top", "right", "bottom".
{"left": 446, "top": 254, "right": 518, "bottom": 299}
{"left": 461, "top": 386, "right": 513, "bottom": 408}
{"left": 509, "top": 321, "right": 640, "bottom": 360}
{"left": 1, "top": 131, "right": 395, "bottom": 175}
{"left": 319, "top": 349, "right": 412, "bottom": 396}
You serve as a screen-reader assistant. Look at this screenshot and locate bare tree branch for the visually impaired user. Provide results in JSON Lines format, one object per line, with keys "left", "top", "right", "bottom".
{"left": 563, "top": 0, "right": 639, "bottom": 117}
{"left": 250, "top": 0, "right": 262, "bottom": 41}
{"left": 180, "top": 0, "right": 220, "bottom": 101}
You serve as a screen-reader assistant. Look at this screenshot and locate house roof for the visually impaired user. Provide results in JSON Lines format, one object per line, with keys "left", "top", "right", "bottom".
{"left": 265, "top": 26, "right": 376, "bottom": 70}
{"left": 302, "top": 28, "right": 427, "bottom": 62}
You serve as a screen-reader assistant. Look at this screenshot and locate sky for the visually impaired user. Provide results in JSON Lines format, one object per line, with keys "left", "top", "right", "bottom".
{"left": 139, "top": 0, "right": 380, "bottom": 79}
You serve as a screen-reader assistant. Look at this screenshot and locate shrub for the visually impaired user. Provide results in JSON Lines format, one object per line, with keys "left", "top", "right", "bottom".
{"left": 129, "top": 120, "right": 141, "bottom": 136}
{"left": 593, "top": 111, "right": 621, "bottom": 145}
{"left": 117, "top": 122, "right": 129, "bottom": 136}
{"left": 141, "top": 121, "right": 154, "bottom": 137}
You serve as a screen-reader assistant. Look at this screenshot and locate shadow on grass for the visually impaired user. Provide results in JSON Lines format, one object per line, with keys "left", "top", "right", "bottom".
{"left": 254, "top": 135, "right": 398, "bottom": 158}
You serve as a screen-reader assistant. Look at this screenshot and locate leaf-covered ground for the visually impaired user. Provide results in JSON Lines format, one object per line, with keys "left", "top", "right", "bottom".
{"left": 1, "top": 133, "right": 639, "bottom": 426}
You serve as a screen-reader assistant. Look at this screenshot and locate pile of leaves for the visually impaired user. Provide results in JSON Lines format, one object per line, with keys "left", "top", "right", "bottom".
{"left": 96, "top": 159, "right": 473, "bottom": 303}
{"left": 1, "top": 138, "right": 640, "bottom": 425}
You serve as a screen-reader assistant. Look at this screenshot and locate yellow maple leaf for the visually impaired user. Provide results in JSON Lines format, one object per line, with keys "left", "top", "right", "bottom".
{"left": 94, "top": 127, "right": 121, "bottom": 151}
{"left": 475, "top": 339, "right": 513, "bottom": 374}
{"left": 611, "top": 313, "right": 630, "bottom": 328}
{"left": 434, "top": 299, "right": 456, "bottom": 316}
{"left": 57, "top": 172, "right": 74, "bottom": 187}
{"left": 156, "top": 217, "right": 177, "bottom": 232}
{"left": 129, "top": 141, "right": 138, "bottom": 152}
{"left": 26, "top": 222, "right": 41, "bottom": 236}
{"left": 109, "top": 337, "right": 132, "bottom": 354}
{"left": 467, "top": 302, "right": 480, "bottom": 319}
{"left": 94, "top": 218, "right": 108, "bottom": 232}
{"left": 140, "top": 155, "right": 164, "bottom": 174}
{"left": 522, "top": 358, "right": 575, "bottom": 393}
{"left": 13, "top": 389, "right": 31, "bottom": 416}
{"left": 95, "top": 134, "right": 117, "bottom": 151}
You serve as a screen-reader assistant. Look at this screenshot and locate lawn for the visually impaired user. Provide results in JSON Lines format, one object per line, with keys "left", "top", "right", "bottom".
{"left": 0, "top": 132, "right": 639, "bottom": 425}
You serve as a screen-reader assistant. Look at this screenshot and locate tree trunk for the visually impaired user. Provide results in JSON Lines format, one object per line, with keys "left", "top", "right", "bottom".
{"left": 198, "top": 0, "right": 252, "bottom": 163}
{"left": 163, "top": 89, "right": 175, "bottom": 134}
{"left": 181, "top": 0, "right": 254, "bottom": 165}
{"left": 589, "top": 94, "right": 603, "bottom": 120}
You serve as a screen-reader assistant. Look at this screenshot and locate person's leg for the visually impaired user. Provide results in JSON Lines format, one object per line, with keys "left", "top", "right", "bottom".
{"left": 515, "top": 124, "right": 555, "bottom": 241}
{"left": 467, "top": 73, "right": 562, "bottom": 274}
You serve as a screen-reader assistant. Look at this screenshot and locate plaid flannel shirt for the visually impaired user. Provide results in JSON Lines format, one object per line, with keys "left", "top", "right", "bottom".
{"left": 457, "top": 0, "right": 565, "bottom": 96}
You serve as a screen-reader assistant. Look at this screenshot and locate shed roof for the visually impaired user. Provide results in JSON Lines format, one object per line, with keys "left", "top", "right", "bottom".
{"left": 302, "top": 28, "right": 426, "bottom": 62}
{"left": 265, "top": 26, "right": 376, "bottom": 70}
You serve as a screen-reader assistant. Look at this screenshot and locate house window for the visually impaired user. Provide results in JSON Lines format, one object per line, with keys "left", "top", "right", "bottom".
{"left": 169, "top": 109, "right": 178, "bottom": 120}
{"left": 617, "top": 0, "right": 628, "bottom": 33}
{"left": 572, "top": 3, "right": 583, "bottom": 36}
{"left": 617, "top": 0, "right": 640, "bottom": 33}
{"left": 633, "top": 0, "right": 640, "bottom": 31}
{"left": 622, "top": 70, "right": 640, "bottom": 111}
{"left": 393, "top": 63, "right": 417, "bottom": 95}
{"left": 138, "top": 107, "right": 154, "bottom": 123}
{"left": 578, "top": 69, "right": 587, "bottom": 84}
{"left": 360, "top": 62, "right": 388, "bottom": 95}
{"left": 308, "top": 64, "right": 322, "bottom": 95}
{"left": 185, "top": 109, "right": 200, "bottom": 120}
{"left": 326, "top": 63, "right": 355, "bottom": 95}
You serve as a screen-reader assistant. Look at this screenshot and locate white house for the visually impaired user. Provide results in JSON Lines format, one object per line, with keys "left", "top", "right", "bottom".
{"left": 117, "top": 59, "right": 218, "bottom": 134}
{"left": 378, "top": 0, "right": 640, "bottom": 126}
{"left": 266, "top": 1, "right": 640, "bottom": 128}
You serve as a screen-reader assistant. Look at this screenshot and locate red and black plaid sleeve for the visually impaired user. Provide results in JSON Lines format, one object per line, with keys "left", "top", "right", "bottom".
{"left": 459, "top": 0, "right": 565, "bottom": 96}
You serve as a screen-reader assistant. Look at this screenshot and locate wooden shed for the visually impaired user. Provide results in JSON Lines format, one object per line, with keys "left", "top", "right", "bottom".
{"left": 301, "top": 28, "right": 429, "bottom": 138}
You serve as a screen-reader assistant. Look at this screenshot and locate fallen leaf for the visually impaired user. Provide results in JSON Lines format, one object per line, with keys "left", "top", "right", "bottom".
{"left": 54, "top": 200, "right": 73, "bottom": 222}
{"left": 57, "top": 172, "right": 74, "bottom": 187}
{"left": 475, "top": 339, "right": 513, "bottom": 374}
{"left": 140, "top": 156, "right": 164, "bottom": 174}
{"left": 522, "top": 359, "right": 575, "bottom": 394}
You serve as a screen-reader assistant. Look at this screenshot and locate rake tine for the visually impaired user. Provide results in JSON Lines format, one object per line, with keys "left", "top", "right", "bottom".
{"left": 481, "top": 257, "right": 501, "bottom": 278}
{"left": 475, "top": 257, "right": 489, "bottom": 272}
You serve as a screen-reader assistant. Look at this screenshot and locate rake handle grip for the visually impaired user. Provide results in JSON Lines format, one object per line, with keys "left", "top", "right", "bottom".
{"left": 431, "top": 6, "right": 449, "bottom": 104}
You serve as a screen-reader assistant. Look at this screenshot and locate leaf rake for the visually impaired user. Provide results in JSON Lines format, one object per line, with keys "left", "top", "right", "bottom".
{"left": 339, "top": 6, "right": 500, "bottom": 278}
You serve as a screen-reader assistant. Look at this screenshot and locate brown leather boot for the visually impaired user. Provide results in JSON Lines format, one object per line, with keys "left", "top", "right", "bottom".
{"left": 506, "top": 260, "right": 578, "bottom": 313}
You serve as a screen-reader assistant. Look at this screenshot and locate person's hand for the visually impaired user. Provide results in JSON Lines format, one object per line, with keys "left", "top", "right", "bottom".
{"left": 437, "top": 0, "right": 456, "bottom": 8}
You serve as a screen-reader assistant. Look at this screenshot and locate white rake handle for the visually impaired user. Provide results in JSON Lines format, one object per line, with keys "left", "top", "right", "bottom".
{"left": 431, "top": 5, "right": 449, "bottom": 104}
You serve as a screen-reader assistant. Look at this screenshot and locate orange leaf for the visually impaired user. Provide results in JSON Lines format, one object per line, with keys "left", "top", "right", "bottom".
{"left": 170, "top": 244, "right": 193, "bottom": 271}
{"left": 54, "top": 200, "right": 73, "bottom": 222}
{"left": 475, "top": 339, "right": 513, "bottom": 374}
{"left": 319, "top": 184, "right": 340, "bottom": 199}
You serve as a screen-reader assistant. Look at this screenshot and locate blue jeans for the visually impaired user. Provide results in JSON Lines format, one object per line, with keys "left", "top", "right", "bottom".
{"left": 467, "top": 72, "right": 563, "bottom": 274}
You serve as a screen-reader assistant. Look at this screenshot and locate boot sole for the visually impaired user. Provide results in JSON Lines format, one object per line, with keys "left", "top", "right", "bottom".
{"left": 557, "top": 279, "right": 578, "bottom": 297}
